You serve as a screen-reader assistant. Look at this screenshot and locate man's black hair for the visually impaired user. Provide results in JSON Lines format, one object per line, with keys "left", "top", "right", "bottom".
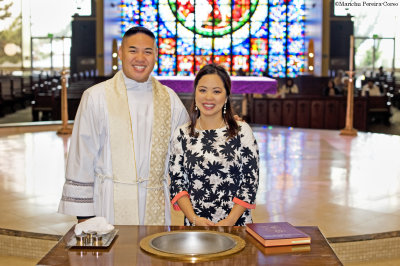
{"left": 123, "top": 26, "right": 155, "bottom": 40}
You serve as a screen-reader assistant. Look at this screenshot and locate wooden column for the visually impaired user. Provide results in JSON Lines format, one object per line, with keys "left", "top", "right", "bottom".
{"left": 340, "top": 35, "right": 358, "bottom": 136}
{"left": 57, "top": 69, "right": 72, "bottom": 135}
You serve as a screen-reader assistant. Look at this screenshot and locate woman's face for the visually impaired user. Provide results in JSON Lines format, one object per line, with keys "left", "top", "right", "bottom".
{"left": 195, "top": 73, "right": 227, "bottom": 120}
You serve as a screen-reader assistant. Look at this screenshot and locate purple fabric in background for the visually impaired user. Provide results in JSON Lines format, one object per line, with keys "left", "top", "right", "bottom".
{"left": 155, "top": 76, "right": 277, "bottom": 94}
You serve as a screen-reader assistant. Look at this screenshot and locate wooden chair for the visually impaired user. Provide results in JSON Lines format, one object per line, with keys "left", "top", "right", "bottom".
{"left": 31, "top": 80, "right": 59, "bottom": 121}
{"left": 367, "top": 96, "right": 391, "bottom": 126}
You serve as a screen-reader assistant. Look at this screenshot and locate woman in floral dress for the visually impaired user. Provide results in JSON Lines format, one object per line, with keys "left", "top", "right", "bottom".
{"left": 169, "top": 64, "right": 259, "bottom": 226}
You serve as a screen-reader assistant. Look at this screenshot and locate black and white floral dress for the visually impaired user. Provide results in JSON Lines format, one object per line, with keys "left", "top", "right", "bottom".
{"left": 169, "top": 121, "right": 259, "bottom": 226}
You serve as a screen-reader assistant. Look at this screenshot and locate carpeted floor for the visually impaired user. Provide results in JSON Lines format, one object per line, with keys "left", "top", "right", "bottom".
{"left": 1, "top": 106, "right": 400, "bottom": 136}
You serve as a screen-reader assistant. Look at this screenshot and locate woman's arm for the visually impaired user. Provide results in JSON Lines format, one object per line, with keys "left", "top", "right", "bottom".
{"left": 215, "top": 204, "right": 246, "bottom": 226}
{"left": 169, "top": 128, "right": 214, "bottom": 226}
{"left": 177, "top": 196, "right": 215, "bottom": 226}
{"left": 231, "top": 123, "right": 260, "bottom": 223}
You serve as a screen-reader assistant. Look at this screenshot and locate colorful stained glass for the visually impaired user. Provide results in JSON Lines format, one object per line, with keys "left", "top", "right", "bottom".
{"left": 159, "top": 22, "right": 175, "bottom": 37}
{"left": 177, "top": 55, "right": 194, "bottom": 75}
{"left": 288, "top": 5, "right": 305, "bottom": 23}
{"left": 233, "top": 55, "right": 249, "bottom": 71}
{"left": 214, "top": 36, "right": 232, "bottom": 55}
{"left": 287, "top": 54, "right": 305, "bottom": 77}
{"left": 195, "top": 56, "right": 212, "bottom": 72}
{"left": 269, "top": 39, "right": 286, "bottom": 55}
{"left": 195, "top": 37, "right": 213, "bottom": 55}
{"left": 159, "top": 54, "right": 176, "bottom": 74}
{"left": 250, "top": 55, "right": 268, "bottom": 75}
{"left": 269, "top": 5, "right": 286, "bottom": 22}
{"left": 288, "top": 39, "right": 304, "bottom": 55}
{"left": 159, "top": 38, "right": 176, "bottom": 54}
{"left": 214, "top": 55, "right": 232, "bottom": 71}
{"left": 251, "top": 25, "right": 268, "bottom": 38}
{"left": 119, "top": 0, "right": 305, "bottom": 77}
{"left": 251, "top": 2, "right": 268, "bottom": 21}
{"left": 268, "top": 54, "right": 286, "bottom": 77}
{"left": 140, "top": 4, "right": 157, "bottom": 21}
{"left": 233, "top": 39, "right": 250, "bottom": 55}
{"left": 177, "top": 38, "right": 194, "bottom": 55}
{"left": 169, "top": 0, "right": 257, "bottom": 37}
{"left": 251, "top": 39, "right": 268, "bottom": 55}
{"left": 288, "top": 24, "right": 304, "bottom": 39}
{"left": 269, "top": 21, "right": 287, "bottom": 39}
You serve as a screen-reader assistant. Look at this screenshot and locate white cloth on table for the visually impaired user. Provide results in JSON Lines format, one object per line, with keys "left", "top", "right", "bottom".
{"left": 74, "top": 217, "right": 114, "bottom": 235}
{"left": 58, "top": 73, "right": 189, "bottom": 225}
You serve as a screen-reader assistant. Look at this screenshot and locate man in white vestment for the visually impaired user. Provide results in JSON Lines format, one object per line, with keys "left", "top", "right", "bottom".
{"left": 58, "top": 26, "right": 189, "bottom": 225}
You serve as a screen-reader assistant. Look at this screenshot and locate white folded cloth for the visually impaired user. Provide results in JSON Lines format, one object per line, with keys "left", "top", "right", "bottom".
{"left": 74, "top": 217, "right": 114, "bottom": 235}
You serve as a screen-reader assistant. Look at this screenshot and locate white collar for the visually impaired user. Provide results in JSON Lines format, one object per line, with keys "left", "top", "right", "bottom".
{"left": 122, "top": 72, "right": 152, "bottom": 91}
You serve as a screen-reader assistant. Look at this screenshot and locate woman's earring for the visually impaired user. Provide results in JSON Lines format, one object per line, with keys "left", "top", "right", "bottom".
{"left": 223, "top": 103, "right": 226, "bottom": 115}
{"left": 195, "top": 105, "right": 198, "bottom": 111}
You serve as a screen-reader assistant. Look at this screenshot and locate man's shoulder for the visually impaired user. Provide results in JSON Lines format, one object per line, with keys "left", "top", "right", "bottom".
{"left": 83, "top": 80, "right": 108, "bottom": 97}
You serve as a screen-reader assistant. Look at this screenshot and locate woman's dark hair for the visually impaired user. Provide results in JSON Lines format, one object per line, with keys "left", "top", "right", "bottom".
{"left": 189, "top": 63, "right": 239, "bottom": 139}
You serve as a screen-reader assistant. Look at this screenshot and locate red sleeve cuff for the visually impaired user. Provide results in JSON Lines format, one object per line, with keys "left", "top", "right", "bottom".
{"left": 233, "top": 197, "right": 256, "bottom": 209}
{"left": 171, "top": 191, "right": 189, "bottom": 211}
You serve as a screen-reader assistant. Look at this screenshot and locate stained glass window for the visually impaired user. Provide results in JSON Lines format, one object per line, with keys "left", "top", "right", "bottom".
{"left": 119, "top": 0, "right": 305, "bottom": 77}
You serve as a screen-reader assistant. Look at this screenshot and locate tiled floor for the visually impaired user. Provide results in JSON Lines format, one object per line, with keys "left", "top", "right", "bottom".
{"left": 0, "top": 125, "right": 399, "bottom": 239}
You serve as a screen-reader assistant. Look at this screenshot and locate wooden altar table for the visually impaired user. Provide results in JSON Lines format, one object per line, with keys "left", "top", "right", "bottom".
{"left": 156, "top": 76, "right": 278, "bottom": 94}
{"left": 37, "top": 225, "right": 342, "bottom": 266}
{"left": 156, "top": 76, "right": 277, "bottom": 117}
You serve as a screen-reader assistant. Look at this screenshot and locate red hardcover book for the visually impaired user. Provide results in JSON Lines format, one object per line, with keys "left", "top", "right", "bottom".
{"left": 261, "top": 244, "right": 311, "bottom": 255}
{"left": 246, "top": 222, "right": 311, "bottom": 247}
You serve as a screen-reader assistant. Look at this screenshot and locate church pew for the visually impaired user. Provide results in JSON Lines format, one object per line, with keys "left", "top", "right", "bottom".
{"left": 10, "top": 78, "right": 27, "bottom": 108}
{"left": 31, "top": 79, "right": 60, "bottom": 121}
{"left": 0, "top": 78, "right": 17, "bottom": 114}
{"left": 250, "top": 96, "right": 368, "bottom": 131}
{"left": 366, "top": 96, "right": 391, "bottom": 126}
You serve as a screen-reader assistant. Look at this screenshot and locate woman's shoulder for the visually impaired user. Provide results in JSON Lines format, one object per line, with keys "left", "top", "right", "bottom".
{"left": 237, "top": 120, "right": 253, "bottom": 133}
{"left": 173, "top": 122, "right": 191, "bottom": 136}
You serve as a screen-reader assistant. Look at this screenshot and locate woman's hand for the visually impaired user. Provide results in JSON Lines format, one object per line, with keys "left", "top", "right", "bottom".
{"left": 195, "top": 216, "right": 215, "bottom": 226}
{"left": 215, "top": 218, "right": 235, "bottom": 226}
{"left": 215, "top": 204, "right": 246, "bottom": 226}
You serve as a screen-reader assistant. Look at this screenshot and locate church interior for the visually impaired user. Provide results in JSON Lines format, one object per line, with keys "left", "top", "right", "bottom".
{"left": 0, "top": 0, "right": 400, "bottom": 265}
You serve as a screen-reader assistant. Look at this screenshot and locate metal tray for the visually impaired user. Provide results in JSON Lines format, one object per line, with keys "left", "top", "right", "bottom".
{"left": 149, "top": 231, "right": 236, "bottom": 255}
{"left": 66, "top": 229, "right": 119, "bottom": 248}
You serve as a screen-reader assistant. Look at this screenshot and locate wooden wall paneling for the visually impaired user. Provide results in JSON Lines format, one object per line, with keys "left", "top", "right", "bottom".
{"left": 253, "top": 99, "right": 268, "bottom": 124}
{"left": 268, "top": 100, "right": 282, "bottom": 126}
{"left": 324, "top": 99, "right": 339, "bottom": 129}
{"left": 338, "top": 99, "right": 347, "bottom": 129}
{"left": 296, "top": 100, "right": 310, "bottom": 128}
{"left": 311, "top": 100, "right": 325, "bottom": 129}
{"left": 354, "top": 98, "right": 367, "bottom": 131}
{"left": 282, "top": 100, "right": 296, "bottom": 127}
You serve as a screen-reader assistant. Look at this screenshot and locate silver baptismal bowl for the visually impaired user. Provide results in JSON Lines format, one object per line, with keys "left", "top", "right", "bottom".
{"left": 149, "top": 231, "right": 237, "bottom": 255}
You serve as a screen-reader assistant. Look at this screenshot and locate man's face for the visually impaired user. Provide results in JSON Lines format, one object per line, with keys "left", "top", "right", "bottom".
{"left": 118, "top": 33, "right": 157, "bottom": 82}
